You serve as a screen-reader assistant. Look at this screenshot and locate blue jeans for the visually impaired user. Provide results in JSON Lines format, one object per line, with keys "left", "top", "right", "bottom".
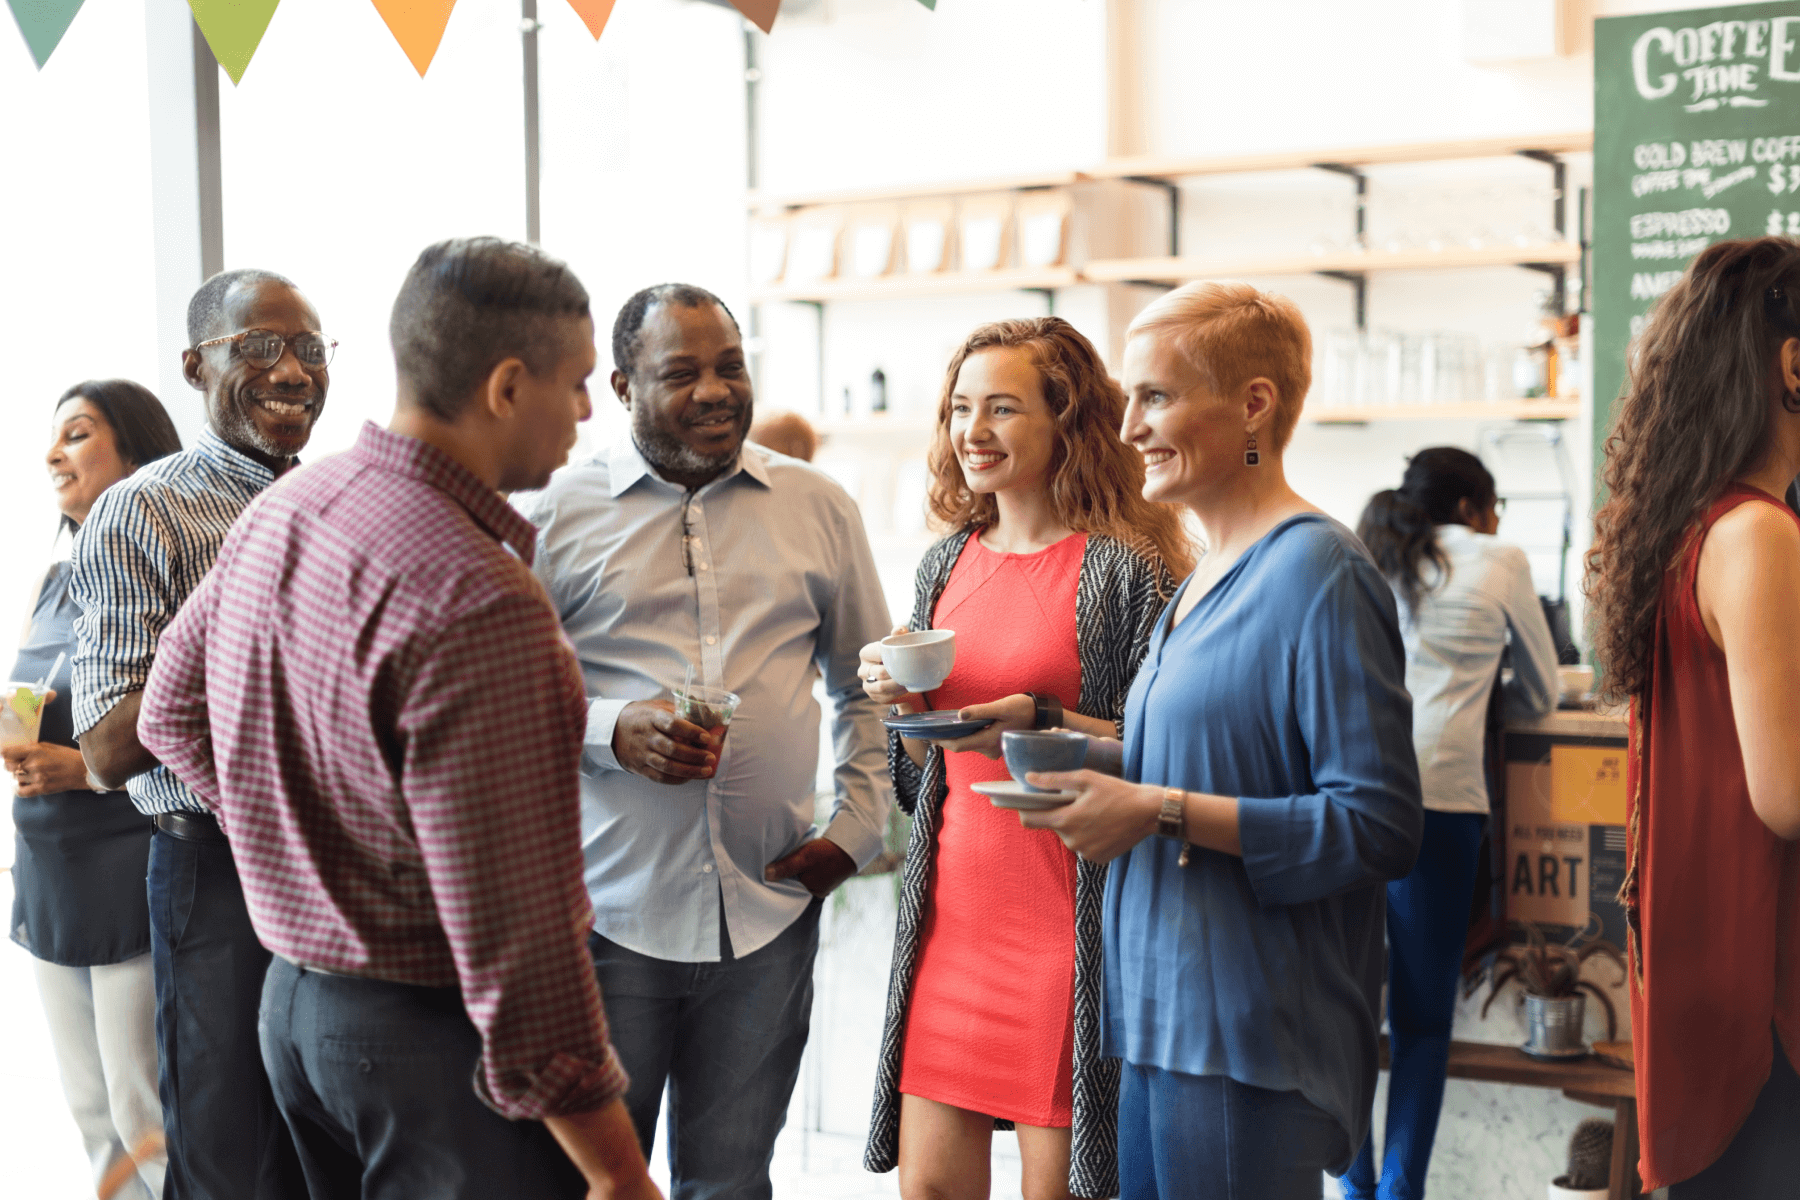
{"left": 1342, "top": 810, "right": 1485, "bottom": 1200}
{"left": 588, "top": 898, "right": 821, "bottom": 1200}
{"left": 1668, "top": 1029, "right": 1800, "bottom": 1200}
{"left": 148, "top": 825, "right": 302, "bottom": 1200}
{"left": 1118, "top": 1061, "right": 1350, "bottom": 1200}
{"left": 258, "top": 956, "right": 586, "bottom": 1199}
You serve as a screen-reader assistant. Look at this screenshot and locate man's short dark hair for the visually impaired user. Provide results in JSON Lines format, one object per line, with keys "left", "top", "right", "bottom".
{"left": 611, "top": 283, "right": 739, "bottom": 380}
{"left": 187, "top": 268, "right": 296, "bottom": 346}
{"left": 390, "top": 237, "right": 591, "bottom": 422}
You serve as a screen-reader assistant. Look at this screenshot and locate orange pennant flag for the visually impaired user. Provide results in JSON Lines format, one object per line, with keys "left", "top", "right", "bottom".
{"left": 728, "top": 0, "right": 779, "bottom": 34}
{"left": 369, "top": 0, "right": 458, "bottom": 76}
{"left": 563, "top": 0, "right": 615, "bottom": 39}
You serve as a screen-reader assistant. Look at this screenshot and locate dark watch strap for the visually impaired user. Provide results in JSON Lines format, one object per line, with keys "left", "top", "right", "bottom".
{"left": 1028, "top": 691, "right": 1064, "bottom": 730}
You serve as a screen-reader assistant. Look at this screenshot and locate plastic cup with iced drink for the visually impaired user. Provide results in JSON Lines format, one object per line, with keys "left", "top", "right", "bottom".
{"left": 0, "top": 683, "right": 49, "bottom": 748}
{"left": 673, "top": 684, "right": 740, "bottom": 734}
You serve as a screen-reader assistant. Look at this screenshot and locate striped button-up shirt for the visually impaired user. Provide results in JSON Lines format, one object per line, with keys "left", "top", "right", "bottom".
{"left": 516, "top": 438, "right": 891, "bottom": 963}
{"left": 138, "top": 422, "right": 626, "bottom": 1119}
{"left": 71, "top": 426, "right": 276, "bottom": 815}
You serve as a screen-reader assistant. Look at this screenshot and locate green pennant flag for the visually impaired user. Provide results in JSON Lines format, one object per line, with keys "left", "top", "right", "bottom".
{"left": 914, "top": 0, "right": 935, "bottom": 8}
{"left": 189, "top": 0, "right": 282, "bottom": 84}
{"left": 7, "top": 0, "right": 88, "bottom": 67}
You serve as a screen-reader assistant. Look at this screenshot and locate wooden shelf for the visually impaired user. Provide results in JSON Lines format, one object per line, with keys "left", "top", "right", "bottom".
{"left": 748, "top": 171, "right": 1091, "bottom": 213}
{"left": 752, "top": 267, "right": 1079, "bottom": 304}
{"left": 1089, "top": 131, "right": 1593, "bottom": 183}
{"left": 1305, "top": 400, "right": 1579, "bottom": 424}
{"left": 1086, "top": 241, "right": 1581, "bottom": 286}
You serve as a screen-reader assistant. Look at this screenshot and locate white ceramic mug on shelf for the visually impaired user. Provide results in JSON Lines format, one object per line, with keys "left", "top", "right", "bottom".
{"left": 879, "top": 630, "right": 956, "bottom": 694}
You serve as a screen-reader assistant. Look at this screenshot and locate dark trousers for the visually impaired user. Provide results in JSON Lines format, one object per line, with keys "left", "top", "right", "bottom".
{"left": 1342, "top": 810, "right": 1486, "bottom": 1200}
{"left": 588, "top": 899, "right": 821, "bottom": 1200}
{"left": 1668, "top": 1029, "right": 1800, "bottom": 1200}
{"left": 259, "top": 956, "right": 586, "bottom": 1200}
{"left": 147, "top": 825, "right": 302, "bottom": 1200}
{"left": 1117, "top": 1061, "right": 1350, "bottom": 1200}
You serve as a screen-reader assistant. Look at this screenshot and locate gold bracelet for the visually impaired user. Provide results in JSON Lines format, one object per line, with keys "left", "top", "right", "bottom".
{"left": 1157, "top": 787, "right": 1193, "bottom": 868}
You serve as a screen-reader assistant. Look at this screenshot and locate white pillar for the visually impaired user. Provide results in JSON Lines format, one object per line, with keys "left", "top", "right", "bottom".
{"left": 143, "top": 0, "right": 221, "bottom": 443}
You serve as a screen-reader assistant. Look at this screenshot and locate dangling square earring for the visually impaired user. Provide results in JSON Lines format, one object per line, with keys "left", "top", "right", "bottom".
{"left": 1245, "top": 434, "right": 1260, "bottom": 467}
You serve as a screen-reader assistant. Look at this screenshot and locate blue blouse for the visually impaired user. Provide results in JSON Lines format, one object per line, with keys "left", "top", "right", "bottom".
{"left": 1103, "top": 514, "right": 1422, "bottom": 1165}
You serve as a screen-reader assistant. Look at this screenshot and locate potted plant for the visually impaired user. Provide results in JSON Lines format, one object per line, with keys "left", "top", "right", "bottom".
{"left": 1547, "top": 1117, "right": 1612, "bottom": 1199}
{"left": 1482, "top": 918, "right": 1627, "bottom": 1059}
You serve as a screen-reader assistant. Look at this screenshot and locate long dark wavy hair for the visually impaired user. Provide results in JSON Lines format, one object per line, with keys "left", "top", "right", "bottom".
{"left": 54, "top": 380, "right": 181, "bottom": 535}
{"left": 1585, "top": 236, "right": 1800, "bottom": 705}
{"left": 1357, "top": 446, "right": 1496, "bottom": 616}
{"left": 925, "top": 317, "right": 1194, "bottom": 583}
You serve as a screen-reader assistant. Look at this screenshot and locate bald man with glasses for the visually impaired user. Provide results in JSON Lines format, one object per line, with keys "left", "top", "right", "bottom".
{"left": 71, "top": 268, "right": 331, "bottom": 1200}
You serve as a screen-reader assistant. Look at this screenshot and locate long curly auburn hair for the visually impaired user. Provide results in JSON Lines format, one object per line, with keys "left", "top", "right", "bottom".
{"left": 925, "top": 317, "right": 1194, "bottom": 583}
{"left": 1585, "top": 236, "right": 1800, "bottom": 704}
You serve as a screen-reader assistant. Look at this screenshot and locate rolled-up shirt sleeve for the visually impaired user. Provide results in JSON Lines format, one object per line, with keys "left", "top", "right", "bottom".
{"left": 814, "top": 503, "right": 893, "bottom": 870}
{"left": 70, "top": 489, "right": 179, "bottom": 736}
{"left": 398, "top": 593, "right": 627, "bottom": 1119}
{"left": 1238, "top": 559, "right": 1424, "bottom": 906}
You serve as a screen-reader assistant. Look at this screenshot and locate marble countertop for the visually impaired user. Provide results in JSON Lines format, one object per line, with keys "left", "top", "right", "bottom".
{"left": 1506, "top": 706, "right": 1629, "bottom": 740}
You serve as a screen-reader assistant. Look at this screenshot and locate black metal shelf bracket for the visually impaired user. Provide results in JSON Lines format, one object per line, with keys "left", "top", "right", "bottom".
{"left": 1317, "top": 269, "right": 1368, "bottom": 332}
{"left": 1311, "top": 162, "right": 1369, "bottom": 251}
{"left": 1517, "top": 149, "right": 1569, "bottom": 314}
{"left": 1121, "top": 176, "right": 1183, "bottom": 257}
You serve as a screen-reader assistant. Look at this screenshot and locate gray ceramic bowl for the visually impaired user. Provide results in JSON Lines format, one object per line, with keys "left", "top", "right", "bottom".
{"left": 1001, "top": 729, "right": 1089, "bottom": 792}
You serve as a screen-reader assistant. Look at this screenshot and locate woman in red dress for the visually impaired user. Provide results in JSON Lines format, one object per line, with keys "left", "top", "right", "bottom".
{"left": 858, "top": 318, "right": 1190, "bottom": 1199}
{"left": 1586, "top": 236, "right": 1800, "bottom": 1197}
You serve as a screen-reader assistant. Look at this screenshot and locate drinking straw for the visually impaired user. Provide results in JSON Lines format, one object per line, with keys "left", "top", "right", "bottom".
{"left": 33, "top": 650, "right": 64, "bottom": 693}
{"left": 683, "top": 658, "right": 696, "bottom": 696}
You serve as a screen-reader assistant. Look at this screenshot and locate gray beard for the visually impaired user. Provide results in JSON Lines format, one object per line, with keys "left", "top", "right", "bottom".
{"left": 632, "top": 404, "right": 748, "bottom": 485}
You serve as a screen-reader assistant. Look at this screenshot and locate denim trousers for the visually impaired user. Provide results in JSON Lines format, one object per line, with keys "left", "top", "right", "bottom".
{"left": 1342, "top": 810, "right": 1485, "bottom": 1200}
{"left": 147, "top": 825, "right": 303, "bottom": 1200}
{"left": 258, "top": 956, "right": 586, "bottom": 1200}
{"left": 1668, "top": 1029, "right": 1800, "bottom": 1200}
{"left": 588, "top": 898, "right": 822, "bottom": 1200}
{"left": 1118, "top": 1061, "right": 1350, "bottom": 1200}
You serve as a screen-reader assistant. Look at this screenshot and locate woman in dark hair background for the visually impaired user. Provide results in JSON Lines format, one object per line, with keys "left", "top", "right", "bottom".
{"left": 6, "top": 380, "right": 180, "bottom": 1198}
{"left": 1586, "top": 237, "right": 1800, "bottom": 1198}
{"left": 1343, "top": 446, "right": 1557, "bottom": 1200}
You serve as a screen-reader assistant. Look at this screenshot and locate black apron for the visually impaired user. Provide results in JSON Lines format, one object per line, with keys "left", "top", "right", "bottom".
{"left": 10, "top": 561, "right": 152, "bottom": 966}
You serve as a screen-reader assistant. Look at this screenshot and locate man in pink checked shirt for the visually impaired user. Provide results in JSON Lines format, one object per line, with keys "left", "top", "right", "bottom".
{"left": 139, "top": 238, "right": 659, "bottom": 1200}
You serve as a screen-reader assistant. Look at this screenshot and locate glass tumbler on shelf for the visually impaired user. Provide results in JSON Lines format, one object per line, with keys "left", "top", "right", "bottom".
{"left": 1321, "top": 330, "right": 1362, "bottom": 407}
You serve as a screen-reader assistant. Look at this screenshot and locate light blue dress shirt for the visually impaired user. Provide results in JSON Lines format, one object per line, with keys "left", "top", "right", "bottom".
{"left": 69, "top": 427, "right": 276, "bottom": 815}
{"left": 1103, "top": 515, "right": 1423, "bottom": 1168}
{"left": 1400, "top": 524, "right": 1558, "bottom": 813}
{"left": 517, "top": 439, "right": 893, "bottom": 963}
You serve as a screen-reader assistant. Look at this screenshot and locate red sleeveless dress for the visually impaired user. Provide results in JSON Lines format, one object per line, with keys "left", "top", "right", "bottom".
{"left": 898, "top": 532, "right": 1084, "bottom": 1127}
{"left": 1626, "top": 484, "right": 1800, "bottom": 1189}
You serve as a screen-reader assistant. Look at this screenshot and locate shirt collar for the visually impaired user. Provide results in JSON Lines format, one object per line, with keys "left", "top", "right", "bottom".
{"left": 604, "top": 437, "right": 772, "bottom": 499}
{"left": 195, "top": 426, "right": 279, "bottom": 488}
{"left": 350, "top": 421, "right": 540, "bottom": 564}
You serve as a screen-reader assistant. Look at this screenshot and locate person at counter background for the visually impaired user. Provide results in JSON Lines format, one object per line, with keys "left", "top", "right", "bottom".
{"left": 7, "top": 381, "right": 180, "bottom": 1199}
{"left": 857, "top": 317, "right": 1189, "bottom": 1200}
{"left": 1344, "top": 447, "right": 1557, "bottom": 1200}
{"left": 1020, "top": 281, "right": 1423, "bottom": 1200}
{"left": 1585, "top": 236, "right": 1800, "bottom": 1198}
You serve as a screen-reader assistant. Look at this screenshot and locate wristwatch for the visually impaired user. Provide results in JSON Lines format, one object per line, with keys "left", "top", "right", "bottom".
{"left": 1027, "top": 691, "right": 1064, "bottom": 730}
{"left": 1158, "top": 787, "right": 1193, "bottom": 868}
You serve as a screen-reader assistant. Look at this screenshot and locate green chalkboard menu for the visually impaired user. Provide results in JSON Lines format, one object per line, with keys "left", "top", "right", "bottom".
{"left": 1594, "top": 3, "right": 1800, "bottom": 480}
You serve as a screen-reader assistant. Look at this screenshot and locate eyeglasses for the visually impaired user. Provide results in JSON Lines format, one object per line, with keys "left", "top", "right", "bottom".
{"left": 1494, "top": 497, "right": 1509, "bottom": 515}
{"left": 195, "top": 329, "right": 337, "bottom": 370}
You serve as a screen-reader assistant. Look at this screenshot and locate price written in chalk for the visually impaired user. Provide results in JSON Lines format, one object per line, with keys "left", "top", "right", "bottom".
{"left": 1770, "top": 163, "right": 1800, "bottom": 191}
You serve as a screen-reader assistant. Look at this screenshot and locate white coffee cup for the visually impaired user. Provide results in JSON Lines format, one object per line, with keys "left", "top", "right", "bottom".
{"left": 880, "top": 629, "right": 957, "bottom": 693}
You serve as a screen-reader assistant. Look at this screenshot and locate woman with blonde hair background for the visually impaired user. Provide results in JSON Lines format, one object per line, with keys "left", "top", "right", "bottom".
{"left": 1021, "top": 283, "right": 1422, "bottom": 1200}
{"left": 1585, "top": 236, "right": 1800, "bottom": 1198}
{"left": 860, "top": 317, "right": 1189, "bottom": 1199}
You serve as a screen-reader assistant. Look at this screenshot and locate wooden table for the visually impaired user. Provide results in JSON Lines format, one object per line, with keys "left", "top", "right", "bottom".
{"left": 1380, "top": 1039, "right": 1641, "bottom": 1199}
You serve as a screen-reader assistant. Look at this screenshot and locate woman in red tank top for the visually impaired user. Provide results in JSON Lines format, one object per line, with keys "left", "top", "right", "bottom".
{"left": 1587, "top": 237, "right": 1800, "bottom": 1197}
{"left": 855, "top": 318, "right": 1191, "bottom": 1199}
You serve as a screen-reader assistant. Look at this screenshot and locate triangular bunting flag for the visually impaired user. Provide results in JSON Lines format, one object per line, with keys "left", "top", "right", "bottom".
{"left": 728, "top": 0, "right": 779, "bottom": 35}
{"left": 914, "top": 0, "right": 935, "bottom": 8}
{"left": 7, "top": 0, "right": 88, "bottom": 68}
{"left": 188, "top": 0, "right": 281, "bottom": 84}
{"left": 370, "top": 0, "right": 458, "bottom": 76}
{"left": 563, "top": 0, "right": 615, "bottom": 40}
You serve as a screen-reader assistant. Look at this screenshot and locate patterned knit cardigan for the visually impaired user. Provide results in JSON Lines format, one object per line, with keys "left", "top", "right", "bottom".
{"left": 863, "top": 527, "right": 1176, "bottom": 1200}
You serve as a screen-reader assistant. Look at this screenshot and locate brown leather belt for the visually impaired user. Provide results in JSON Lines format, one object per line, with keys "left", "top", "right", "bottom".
{"left": 152, "top": 809, "right": 227, "bottom": 844}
